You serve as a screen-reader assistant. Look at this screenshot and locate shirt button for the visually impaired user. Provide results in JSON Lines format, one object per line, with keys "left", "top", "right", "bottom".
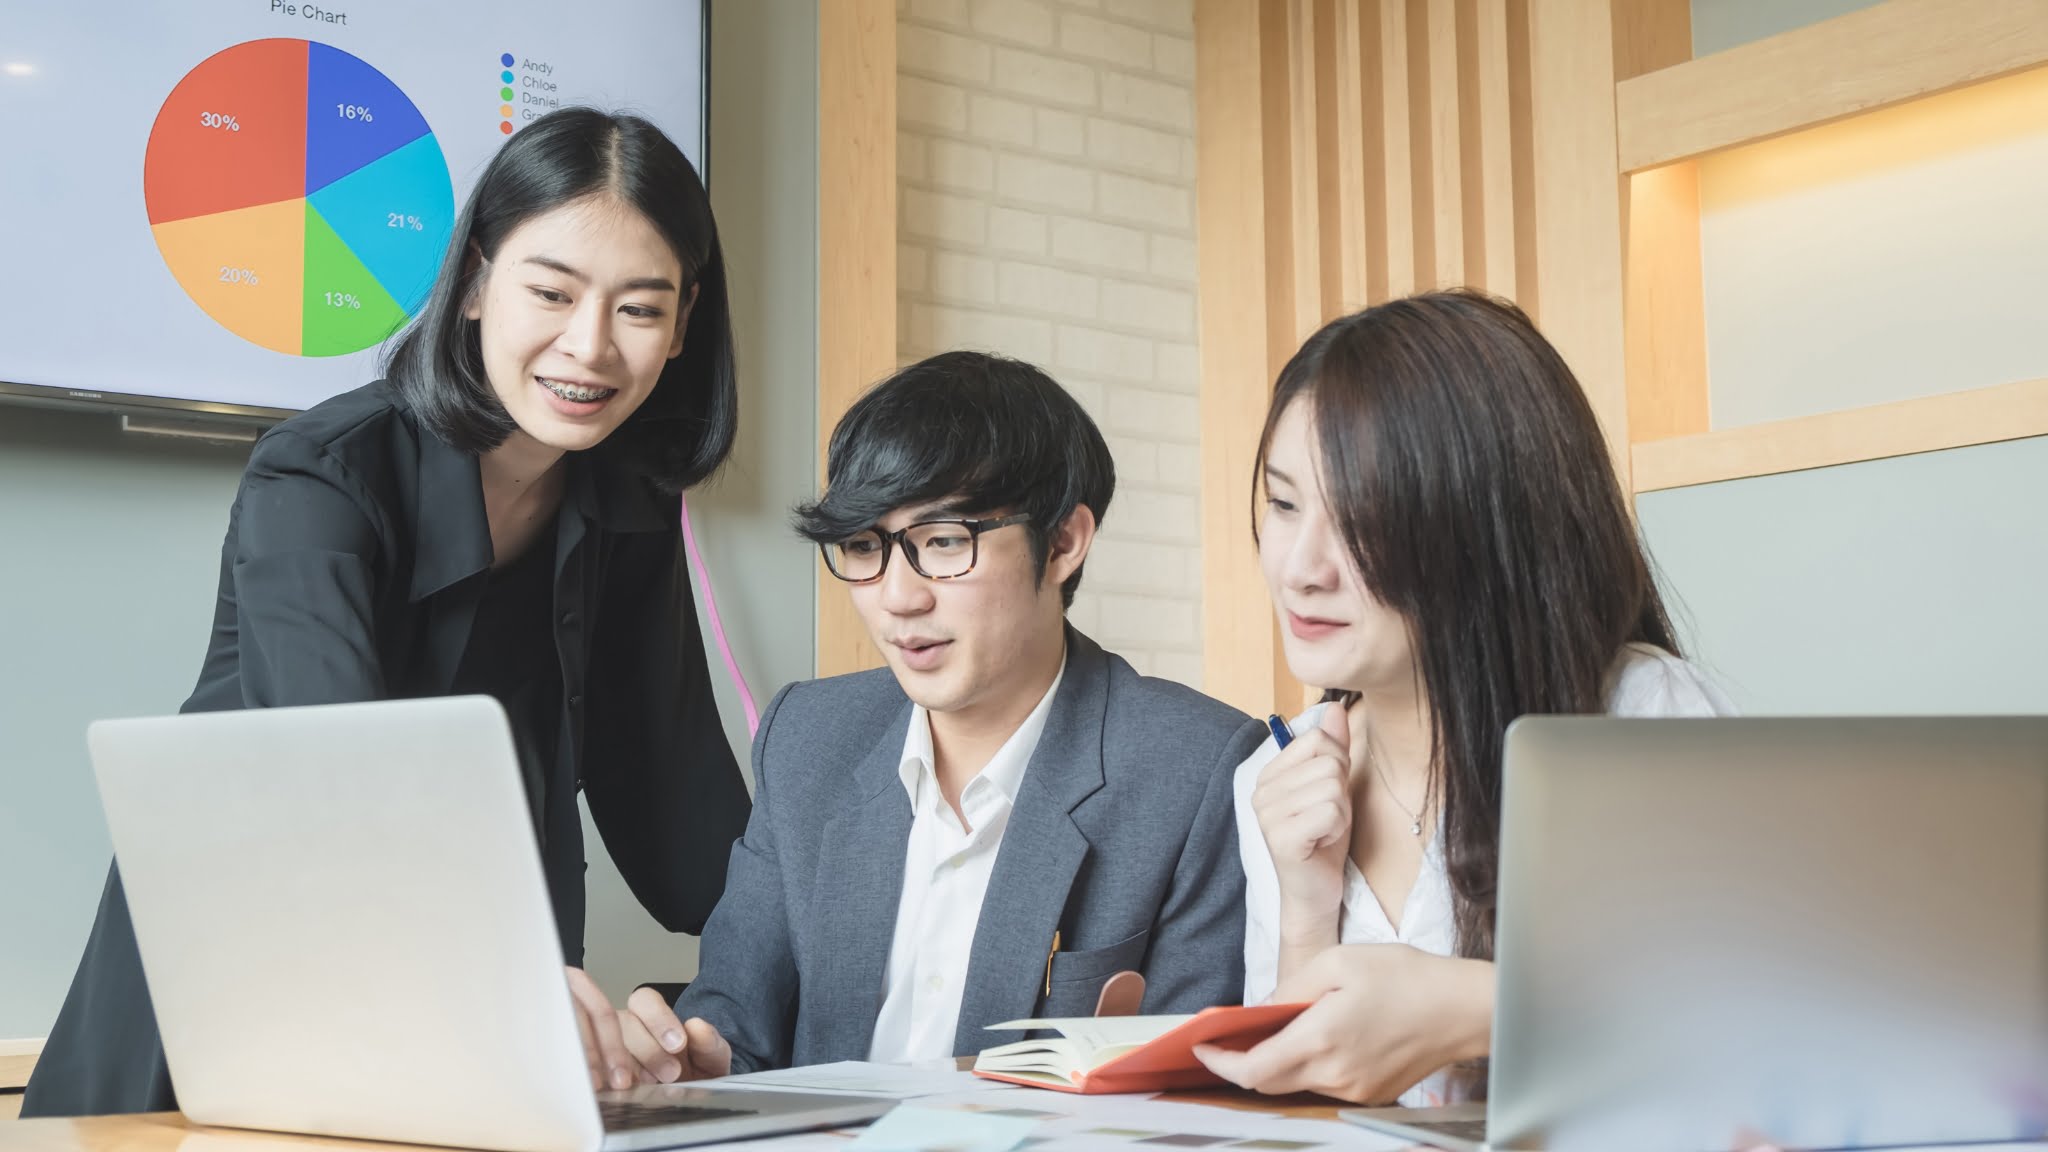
{"left": 569, "top": 694, "right": 584, "bottom": 710}
{"left": 925, "top": 974, "right": 943, "bottom": 993}
{"left": 560, "top": 611, "right": 578, "bottom": 627}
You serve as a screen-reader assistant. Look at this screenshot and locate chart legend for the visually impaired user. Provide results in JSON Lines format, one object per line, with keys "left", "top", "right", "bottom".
{"left": 499, "top": 51, "right": 516, "bottom": 134}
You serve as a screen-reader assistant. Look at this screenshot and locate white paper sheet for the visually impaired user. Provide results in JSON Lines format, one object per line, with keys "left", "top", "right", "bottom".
{"left": 700, "top": 1060, "right": 1020, "bottom": 1099}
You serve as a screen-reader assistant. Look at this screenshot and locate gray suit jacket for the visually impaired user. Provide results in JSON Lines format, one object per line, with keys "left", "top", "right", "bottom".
{"left": 675, "top": 627, "right": 1266, "bottom": 1072}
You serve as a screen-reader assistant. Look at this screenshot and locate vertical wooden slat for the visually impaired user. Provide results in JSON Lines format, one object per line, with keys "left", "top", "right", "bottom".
{"left": 1455, "top": 0, "right": 1486, "bottom": 288}
{"left": 1380, "top": 0, "right": 1417, "bottom": 297}
{"left": 1287, "top": 0, "right": 1342, "bottom": 341}
{"left": 1425, "top": 0, "right": 1464, "bottom": 288}
{"left": 1614, "top": 0, "right": 1709, "bottom": 445}
{"left": 1473, "top": 0, "right": 1517, "bottom": 296}
{"left": 1262, "top": 0, "right": 1298, "bottom": 365}
{"left": 1528, "top": 0, "right": 1630, "bottom": 482}
{"left": 1199, "top": 0, "right": 1655, "bottom": 699}
{"left": 1312, "top": 0, "right": 1346, "bottom": 323}
{"left": 1506, "top": 0, "right": 1539, "bottom": 312}
{"left": 1286, "top": 0, "right": 1319, "bottom": 341}
{"left": 817, "top": 0, "right": 896, "bottom": 677}
{"left": 1356, "top": 0, "right": 1392, "bottom": 305}
{"left": 1335, "top": 0, "right": 1372, "bottom": 312}
{"left": 1264, "top": 0, "right": 1310, "bottom": 708}
{"left": 1197, "top": 0, "right": 1303, "bottom": 718}
{"left": 1405, "top": 0, "right": 1434, "bottom": 290}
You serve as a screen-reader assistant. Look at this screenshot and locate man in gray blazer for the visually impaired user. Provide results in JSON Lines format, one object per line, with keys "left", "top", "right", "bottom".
{"left": 579, "top": 351, "right": 1266, "bottom": 1083}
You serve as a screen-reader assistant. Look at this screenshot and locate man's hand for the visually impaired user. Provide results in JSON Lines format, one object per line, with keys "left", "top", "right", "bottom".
{"left": 565, "top": 968, "right": 732, "bottom": 1090}
{"left": 617, "top": 986, "right": 732, "bottom": 1083}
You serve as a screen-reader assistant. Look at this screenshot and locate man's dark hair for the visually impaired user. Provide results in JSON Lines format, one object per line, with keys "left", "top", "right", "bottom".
{"left": 795, "top": 351, "right": 1115, "bottom": 608}
{"left": 384, "top": 106, "right": 737, "bottom": 491}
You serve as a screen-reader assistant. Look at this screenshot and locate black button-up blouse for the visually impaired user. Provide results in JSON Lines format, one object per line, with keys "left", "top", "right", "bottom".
{"left": 23, "top": 380, "right": 753, "bottom": 1118}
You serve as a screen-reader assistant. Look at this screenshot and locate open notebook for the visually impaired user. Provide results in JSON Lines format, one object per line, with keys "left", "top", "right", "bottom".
{"left": 971, "top": 1004, "right": 1308, "bottom": 1094}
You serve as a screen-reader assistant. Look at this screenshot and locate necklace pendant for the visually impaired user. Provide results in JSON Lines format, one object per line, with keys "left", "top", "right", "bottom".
{"left": 1410, "top": 820, "right": 1422, "bottom": 837}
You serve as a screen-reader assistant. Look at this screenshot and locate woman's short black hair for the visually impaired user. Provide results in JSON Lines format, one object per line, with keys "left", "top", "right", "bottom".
{"left": 384, "top": 106, "right": 736, "bottom": 491}
{"left": 794, "top": 351, "right": 1115, "bottom": 608}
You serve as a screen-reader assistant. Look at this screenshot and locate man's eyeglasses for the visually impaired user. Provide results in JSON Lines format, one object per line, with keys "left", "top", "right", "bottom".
{"left": 821, "top": 514, "right": 1033, "bottom": 583}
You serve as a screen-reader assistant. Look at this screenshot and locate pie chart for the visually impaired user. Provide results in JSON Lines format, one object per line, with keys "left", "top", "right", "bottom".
{"left": 144, "top": 39, "right": 455, "bottom": 358}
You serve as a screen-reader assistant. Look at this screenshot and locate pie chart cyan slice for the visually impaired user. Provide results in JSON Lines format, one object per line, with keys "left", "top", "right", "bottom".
{"left": 305, "top": 133, "right": 455, "bottom": 315}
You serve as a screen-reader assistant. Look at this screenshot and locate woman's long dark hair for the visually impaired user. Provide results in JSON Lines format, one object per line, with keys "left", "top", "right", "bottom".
{"left": 385, "top": 106, "right": 737, "bottom": 491}
{"left": 1254, "top": 289, "right": 1678, "bottom": 962}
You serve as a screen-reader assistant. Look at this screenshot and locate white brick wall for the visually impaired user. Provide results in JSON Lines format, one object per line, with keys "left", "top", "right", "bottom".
{"left": 898, "top": 0, "right": 1203, "bottom": 687}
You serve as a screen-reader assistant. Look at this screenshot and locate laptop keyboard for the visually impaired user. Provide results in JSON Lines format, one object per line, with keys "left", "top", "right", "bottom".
{"left": 597, "top": 1100, "right": 757, "bottom": 1132}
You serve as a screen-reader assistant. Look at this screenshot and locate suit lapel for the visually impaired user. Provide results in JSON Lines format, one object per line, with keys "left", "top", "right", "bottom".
{"left": 953, "top": 631, "right": 1110, "bottom": 1052}
{"left": 806, "top": 701, "right": 915, "bottom": 1060}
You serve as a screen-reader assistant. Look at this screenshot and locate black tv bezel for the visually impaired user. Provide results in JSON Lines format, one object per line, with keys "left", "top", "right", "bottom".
{"left": 0, "top": 5, "right": 713, "bottom": 430}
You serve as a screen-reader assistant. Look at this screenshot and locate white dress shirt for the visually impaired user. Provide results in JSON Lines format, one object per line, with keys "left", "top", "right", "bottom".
{"left": 866, "top": 663, "right": 1066, "bottom": 1064}
{"left": 1234, "top": 643, "right": 1737, "bottom": 1106}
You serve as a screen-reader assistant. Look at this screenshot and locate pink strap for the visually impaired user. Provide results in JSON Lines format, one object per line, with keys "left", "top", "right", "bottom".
{"left": 679, "top": 494, "right": 760, "bottom": 738}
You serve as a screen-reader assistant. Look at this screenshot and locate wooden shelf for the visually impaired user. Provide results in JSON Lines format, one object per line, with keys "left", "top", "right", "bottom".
{"left": 1615, "top": 0, "right": 2048, "bottom": 173}
{"left": 1630, "top": 378, "right": 2048, "bottom": 492}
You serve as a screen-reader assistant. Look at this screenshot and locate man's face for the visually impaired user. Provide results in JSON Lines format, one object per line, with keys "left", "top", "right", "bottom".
{"left": 841, "top": 501, "right": 1086, "bottom": 719}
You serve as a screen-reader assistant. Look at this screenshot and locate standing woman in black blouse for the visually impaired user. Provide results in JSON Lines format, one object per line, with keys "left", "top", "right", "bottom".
{"left": 25, "top": 107, "right": 753, "bottom": 1116}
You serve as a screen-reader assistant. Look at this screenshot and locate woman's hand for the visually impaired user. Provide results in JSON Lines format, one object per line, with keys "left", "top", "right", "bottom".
{"left": 1251, "top": 702, "right": 1354, "bottom": 976}
{"left": 1193, "top": 943, "right": 1492, "bottom": 1104}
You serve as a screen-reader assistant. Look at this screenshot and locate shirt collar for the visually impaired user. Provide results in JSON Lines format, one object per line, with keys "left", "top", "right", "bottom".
{"left": 897, "top": 657, "right": 1067, "bottom": 811}
{"left": 406, "top": 417, "right": 673, "bottom": 603}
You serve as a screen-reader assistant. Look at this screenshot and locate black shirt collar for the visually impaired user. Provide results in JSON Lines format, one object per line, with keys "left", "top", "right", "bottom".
{"left": 407, "top": 422, "right": 673, "bottom": 603}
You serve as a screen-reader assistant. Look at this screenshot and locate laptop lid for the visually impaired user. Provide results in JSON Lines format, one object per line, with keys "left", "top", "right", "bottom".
{"left": 92, "top": 696, "right": 604, "bottom": 1152}
{"left": 1487, "top": 716, "right": 2048, "bottom": 1151}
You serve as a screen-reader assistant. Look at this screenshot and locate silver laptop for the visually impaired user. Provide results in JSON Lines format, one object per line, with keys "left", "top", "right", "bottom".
{"left": 89, "top": 696, "right": 893, "bottom": 1152}
{"left": 1343, "top": 716, "right": 2048, "bottom": 1152}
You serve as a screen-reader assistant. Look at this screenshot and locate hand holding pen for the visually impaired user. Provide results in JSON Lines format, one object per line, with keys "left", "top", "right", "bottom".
{"left": 1247, "top": 700, "right": 1353, "bottom": 937}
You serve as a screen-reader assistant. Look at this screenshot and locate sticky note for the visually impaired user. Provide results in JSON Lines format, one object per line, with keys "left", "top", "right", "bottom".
{"left": 849, "top": 1105, "right": 1039, "bottom": 1152}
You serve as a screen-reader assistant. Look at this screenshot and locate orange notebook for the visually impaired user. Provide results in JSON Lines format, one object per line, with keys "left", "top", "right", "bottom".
{"left": 970, "top": 1003, "right": 1310, "bottom": 1094}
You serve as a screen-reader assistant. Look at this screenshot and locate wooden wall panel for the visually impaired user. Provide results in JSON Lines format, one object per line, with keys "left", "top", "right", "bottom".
{"left": 1633, "top": 377, "right": 2048, "bottom": 491}
{"left": 1378, "top": 0, "right": 1418, "bottom": 297}
{"left": 1617, "top": 0, "right": 1707, "bottom": 445}
{"left": 1616, "top": 0, "right": 2048, "bottom": 173}
{"left": 1527, "top": 0, "right": 1630, "bottom": 480}
{"left": 817, "top": 0, "right": 896, "bottom": 678}
{"left": 1198, "top": 0, "right": 1302, "bottom": 718}
{"left": 1196, "top": 0, "right": 1584, "bottom": 707}
{"left": 1423, "top": 0, "right": 1464, "bottom": 288}
{"left": 1623, "top": 159, "right": 1708, "bottom": 443}
{"left": 1473, "top": 0, "right": 1517, "bottom": 295}
{"left": 1334, "top": 0, "right": 1373, "bottom": 311}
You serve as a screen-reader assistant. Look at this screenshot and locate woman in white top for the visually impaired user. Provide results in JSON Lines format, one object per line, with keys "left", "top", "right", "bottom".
{"left": 1192, "top": 291, "right": 1735, "bottom": 1107}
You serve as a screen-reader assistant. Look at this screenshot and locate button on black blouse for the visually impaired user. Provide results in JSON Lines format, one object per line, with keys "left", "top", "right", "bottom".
{"left": 24, "top": 381, "right": 753, "bottom": 1118}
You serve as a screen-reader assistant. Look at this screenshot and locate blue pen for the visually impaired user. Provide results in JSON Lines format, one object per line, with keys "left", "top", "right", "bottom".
{"left": 1266, "top": 713, "right": 1294, "bottom": 749}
